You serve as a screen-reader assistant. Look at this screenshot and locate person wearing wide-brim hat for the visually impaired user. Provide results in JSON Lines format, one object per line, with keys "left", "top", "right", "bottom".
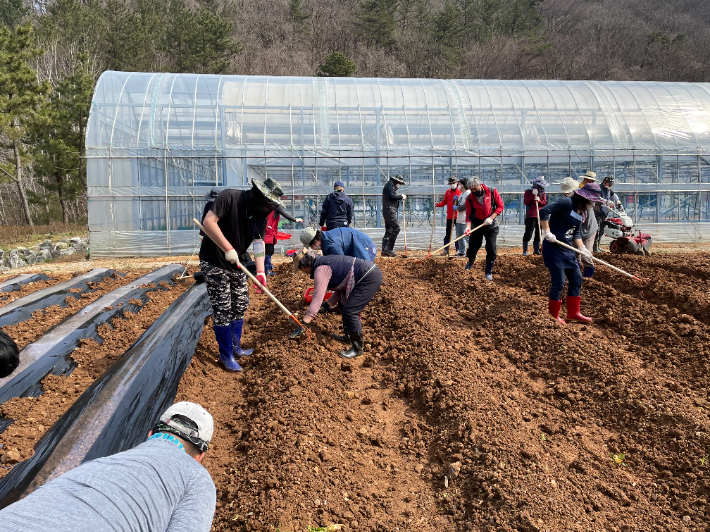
{"left": 290, "top": 249, "right": 382, "bottom": 360}
{"left": 578, "top": 171, "right": 598, "bottom": 188}
{"left": 578, "top": 182, "right": 602, "bottom": 277}
{"left": 381, "top": 175, "right": 406, "bottom": 257}
{"left": 199, "top": 177, "right": 284, "bottom": 372}
{"left": 539, "top": 181, "right": 602, "bottom": 326}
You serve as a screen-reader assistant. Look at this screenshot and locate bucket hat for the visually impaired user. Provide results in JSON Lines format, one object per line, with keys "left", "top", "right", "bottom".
{"left": 390, "top": 175, "right": 405, "bottom": 184}
{"left": 447, "top": 176, "right": 458, "bottom": 185}
{"left": 557, "top": 177, "right": 579, "bottom": 194}
{"left": 532, "top": 176, "right": 549, "bottom": 188}
{"left": 293, "top": 248, "right": 318, "bottom": 273}
{"left": 252, "top": 177, "right": 284, "bottom": 206}
{"left": 300, "top": 227, "right": 317, "bottom": 247}
{"left": 575, "top": 183, "right": 603, "bottom": 203}
{"left": 204, "top": 187, "right": 221, "bottom": 200}
{"left": 579, "top": 171, "right": 598, "bottom": 182}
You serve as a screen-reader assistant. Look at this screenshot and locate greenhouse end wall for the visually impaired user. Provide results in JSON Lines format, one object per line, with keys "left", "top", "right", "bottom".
{"left": 87, "top": 73, "right": 710, "bottom": 256}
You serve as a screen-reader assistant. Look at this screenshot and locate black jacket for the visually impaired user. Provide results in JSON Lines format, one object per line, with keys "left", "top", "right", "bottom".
{"left": 319, "top": 191, "right": 353, "bottom": 227}
{"left": 382, "top": 180, "right": 404, "bottom": 212}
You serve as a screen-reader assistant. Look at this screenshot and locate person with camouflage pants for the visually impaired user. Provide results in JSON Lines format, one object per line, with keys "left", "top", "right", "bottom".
{"left": 199, "top": 178, "right": 284, "bottom": 372}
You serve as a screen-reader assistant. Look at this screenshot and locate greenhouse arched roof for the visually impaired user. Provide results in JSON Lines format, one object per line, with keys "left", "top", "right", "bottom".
{"left": 87, "top": 72, "right": 710, "bottom": 159}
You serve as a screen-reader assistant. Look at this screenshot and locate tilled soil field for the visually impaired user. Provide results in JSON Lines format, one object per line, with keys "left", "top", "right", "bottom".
{"left": 0, "top": 270, "right": 194, "bottom": 475}
{"left": 176, "top": 251, "right": 710, "bottom": 532}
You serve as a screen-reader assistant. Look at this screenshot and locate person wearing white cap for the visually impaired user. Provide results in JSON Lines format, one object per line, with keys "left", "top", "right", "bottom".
{"left": 0, "top": 402, "right": 216, "bottom": 532}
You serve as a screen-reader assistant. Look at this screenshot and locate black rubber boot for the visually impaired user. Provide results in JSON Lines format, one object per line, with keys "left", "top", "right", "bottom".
{"left": 522, "top": 241, "right": 528, "bottom": 256}
{"left": 381, "top": 237, "right": 389, "bottom": 256}
{"left": 465, "top": 255, "right": 475, "bottom": 270}
{"left": 533, "top": 241, "right": 541, "bottom": 255}
{"left": 339, "top": 330, "right": 364, "bottom": 359}
{"left": 331, "top": 329, "right": 350, "bottom": 344}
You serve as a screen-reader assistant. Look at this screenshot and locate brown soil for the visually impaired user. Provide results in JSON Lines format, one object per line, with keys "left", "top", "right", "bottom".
{"left": 0, "top": 272, "right": 195, "bottom": 477}
{"left": 174, "top": 253, "right": 709, "bottom": 532}
{"left": 0, "top": 273, "right": 74, "bottom": 309}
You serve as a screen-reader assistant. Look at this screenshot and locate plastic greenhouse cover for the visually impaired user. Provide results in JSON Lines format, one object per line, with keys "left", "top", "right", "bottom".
{"left": 0, "top": 269, "right": 116, "bottom": 328}
{"left": 0, "top": 283, "right": 211, "bottom": 507}
{"left": 0, "top": 274, "right": 51, "bottom": 294}
{"left": 0, "top": 265, "right": 184, "bottom": 423}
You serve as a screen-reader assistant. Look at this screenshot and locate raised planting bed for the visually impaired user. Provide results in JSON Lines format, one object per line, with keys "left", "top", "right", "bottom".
{"left": 0, "top": 283, "right": 211, "bottom": 506}
{"left": 0, "top": 265, "right": 184, "bottom": 430}
{"left": 0, "top": 269, "right": 115, "bottom": 328}
{"left": 0, "top": 275, "right": 51, "bottom": 294}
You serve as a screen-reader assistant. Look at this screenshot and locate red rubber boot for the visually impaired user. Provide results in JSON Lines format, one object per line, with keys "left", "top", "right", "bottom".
{"left": 548, "top": 299, "right": 566, "bottom": 325}
{"left": 565, "top": 295, "right": 592, "bottom": 323}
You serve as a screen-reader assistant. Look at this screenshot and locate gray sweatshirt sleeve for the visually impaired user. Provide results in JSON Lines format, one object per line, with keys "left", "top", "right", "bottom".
{"left": 165, "top": 468, "right": 217, "bottom": 532}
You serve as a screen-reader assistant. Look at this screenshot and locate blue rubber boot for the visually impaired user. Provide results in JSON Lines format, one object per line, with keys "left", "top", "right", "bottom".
{"left": 214, "top": 324, "right": 242, "bottom": 372}
{"left": 485, "top": 260, "right": 494, "bottom": 281}
{"left": 231, "top": 319, "right": 253, "bottom": 357}
{"left": 265, "top": 254, "right": 275, "bottom": 276}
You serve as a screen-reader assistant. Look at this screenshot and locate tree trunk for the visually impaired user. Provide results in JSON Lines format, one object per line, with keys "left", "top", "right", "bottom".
{"left": 79, "top": 109, "right": 86, "bottom": 189}
{"left": 13, "top": 139, "right": 33, "bottom": 227}
{"left": 58, "top": 171, "right": 69, "bottom": 224}
{"left": 0, "top": 189, "right": 7, "bottom": 225}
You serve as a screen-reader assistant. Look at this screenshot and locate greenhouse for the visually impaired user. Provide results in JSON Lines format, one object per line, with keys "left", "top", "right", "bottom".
{"left": 86, "top": 72, "right": 710, "bottom": 256}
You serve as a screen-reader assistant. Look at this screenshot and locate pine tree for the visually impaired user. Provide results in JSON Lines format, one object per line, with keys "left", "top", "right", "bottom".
{"left": 163, "top": 0, "right": 243, "bottom": 74}
{"left": 0, "top": 0, "right": 28, "bottom": 29}
{"left": 432, "top": 2, "right": 465, "bottom": 69}
{"left": 33, "top": 54, "right": 94, "bottom": 223}
{"left": 357, "top": 0, "right": 399, "bottom": 47}
{"left": 290, "top": 0, "right": 311, "bottom": 34}
{"left": 317, "top": 51, "right": 357, "bottom": 77}
{"left": 0, "top": 24, "right": 50, "bottom": 227}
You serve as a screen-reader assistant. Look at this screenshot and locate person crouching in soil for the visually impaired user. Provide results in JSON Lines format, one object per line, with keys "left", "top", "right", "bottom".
{"left": 290, "top": 250, "right": 382, "bottom": 359}
{"left": 199, "top": 178, "right": 284, "bottom": 372}
{"left": 300, "top": 226, "right": 377, "bottom": 262}
{"left": 539, "top": 180, "right": 602, "bottom": 325}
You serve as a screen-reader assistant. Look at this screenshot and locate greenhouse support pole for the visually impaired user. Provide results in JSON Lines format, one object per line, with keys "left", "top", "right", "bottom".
{"left": 430, "top": 154, "right": 435, "bottom": 251}
{"left": 291, "top": 146, "right": 295, "bottom": 220}
{"left": 362, "top": 150, "right": 366, "bottom": 227}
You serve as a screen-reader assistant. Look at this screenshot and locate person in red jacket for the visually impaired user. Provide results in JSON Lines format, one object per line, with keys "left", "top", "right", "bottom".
{"left": 464, "top": 177, "right": 504, "bottom": 280}
{"left": 435, "top": 176, "right": 459, "bottom": 255}
{"left": 264, "top": 206, "right": 302, "bottom": 276}
{"left": 522, "top": 176, "right": 549, "bottom": 256}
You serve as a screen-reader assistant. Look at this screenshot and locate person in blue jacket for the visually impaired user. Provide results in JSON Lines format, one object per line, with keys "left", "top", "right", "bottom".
{"left": 300, "top": 226, "right": 377, "bottom": 261}
{"left": 319, "top": 181, "right": 354, "bottom": 231}
{"left": 539, "top": 181, "right": 601, "bottom": 325}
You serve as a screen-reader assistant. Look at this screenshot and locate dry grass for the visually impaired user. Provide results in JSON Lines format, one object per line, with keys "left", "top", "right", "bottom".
{"left": 0, "top": 224, "right": 88, "bottom": 252}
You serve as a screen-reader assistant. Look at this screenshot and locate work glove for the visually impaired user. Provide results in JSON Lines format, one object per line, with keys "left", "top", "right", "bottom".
{"left": 606, "top": 200, "right": 615, "bottom": 208}
{"left": 453, "top": 196, "right": 459, "bottom": 203}
{"left": 543, "top": 230, "right": 557, "bottom": 243}
{"left": 254, "top": 272, "right": 267, "bottom": 294}
{"left": 289, "top": 325, "right": 305, "bottom": 339}
{"left": 224, "top": 248, "right": 239, "bottom": 264}
{"left": 401, "top": 194, "right": 407, "bottom": 201}
{"left": 532, "top": 189, "right": 538, "bottom": 196}
{"left": 484, "top": 217, "right": 494, "bottom": 226}
{"left": 295, "top": 217, "right": 303, "bottom": 223}
{"left": 199, "top": 235, "right": 204, "bottom": 241}
{"left": 321, "top": 226, "right": 327, "bottom": 231}
{"left": 579, "top": 247, "right": 593, "bottom": 260}
{"left": 318, "top": 302, "right": 331, "bottom": 314}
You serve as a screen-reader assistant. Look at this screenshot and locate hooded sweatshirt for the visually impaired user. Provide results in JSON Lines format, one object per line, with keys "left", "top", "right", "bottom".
{"left": 319, "top": 191, "right": 353, "bottom": 228}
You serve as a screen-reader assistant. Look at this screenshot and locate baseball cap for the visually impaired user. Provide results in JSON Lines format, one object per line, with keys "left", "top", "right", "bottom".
{"left": 334, "top": 181, "right": 345, "bottom": 189}
{"left": 300, "top": 227, "right": 317, "bottom": 247}
{"left": 158, "top": 402, "right": 213, "bottom": 452}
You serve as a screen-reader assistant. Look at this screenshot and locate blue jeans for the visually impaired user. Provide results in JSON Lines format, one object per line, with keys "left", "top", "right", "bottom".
{"left": 455, "top": 222, "right": 467, "bottom": 255}
{"left": 549, "top": 267, "right": 582, "bottom": 300}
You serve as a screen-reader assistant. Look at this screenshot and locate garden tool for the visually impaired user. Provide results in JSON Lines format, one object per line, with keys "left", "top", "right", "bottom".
{"left": 554, "top": 239, "right": 647, "bottom": 283}
{"left": 416, "top": 222, "right": 485, "bottom": 263}
{"left": 193, "top": 218, "right": 312, "bottom": 339}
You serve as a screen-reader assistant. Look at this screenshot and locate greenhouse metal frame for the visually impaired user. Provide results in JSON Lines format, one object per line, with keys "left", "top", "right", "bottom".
{"left": 87, "top": 72, "right": 710, "bottom": 256}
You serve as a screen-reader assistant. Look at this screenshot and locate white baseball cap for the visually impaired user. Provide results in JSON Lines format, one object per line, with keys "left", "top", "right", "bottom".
{"left": 159, "top": 402, "right": 214, "bottom": 451}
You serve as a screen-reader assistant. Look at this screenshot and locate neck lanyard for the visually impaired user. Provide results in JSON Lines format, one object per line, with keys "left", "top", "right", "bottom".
{"left": 148, "top": 432, "right": 186, "bottom": 453}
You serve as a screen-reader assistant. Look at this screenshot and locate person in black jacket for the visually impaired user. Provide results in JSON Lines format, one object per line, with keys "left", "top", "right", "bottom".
{"left": 319, "top": 181, "right": 353, "bottom": 231}
{"left": 381, "top": 175, "right": 406, "bottom": 257}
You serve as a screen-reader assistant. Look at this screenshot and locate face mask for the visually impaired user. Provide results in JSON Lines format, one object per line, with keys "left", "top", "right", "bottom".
{"left": 474, "top": 189, "right": 484, "bottom": 197}
{"left": 450, "top": 184, "right": 457, "bottom": 190}
{"left": 395, "top": 184, "right": 401, "bottom": 190}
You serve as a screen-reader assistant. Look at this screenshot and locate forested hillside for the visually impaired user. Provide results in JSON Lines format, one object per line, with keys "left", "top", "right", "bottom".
{"left": 1, "top": 0, "right": 710, "bottom": 226}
